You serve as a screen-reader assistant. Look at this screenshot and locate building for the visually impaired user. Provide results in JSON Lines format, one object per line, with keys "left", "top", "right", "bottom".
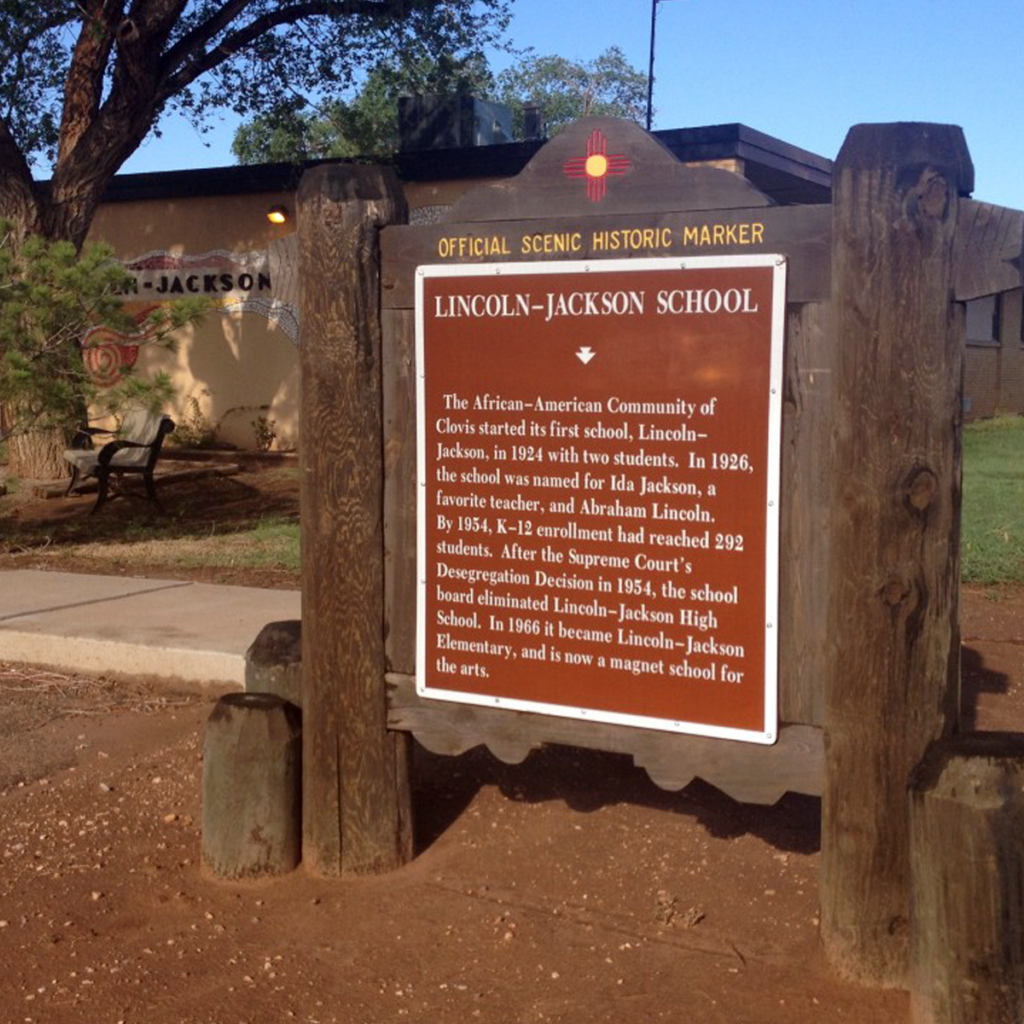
{"left": 86, "top": 121, "right": 1021, "bottom": 449}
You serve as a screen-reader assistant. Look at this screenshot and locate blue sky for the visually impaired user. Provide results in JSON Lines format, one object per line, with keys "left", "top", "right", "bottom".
{"left": 122, "top": 0, "right": 1024, "bottom": 210}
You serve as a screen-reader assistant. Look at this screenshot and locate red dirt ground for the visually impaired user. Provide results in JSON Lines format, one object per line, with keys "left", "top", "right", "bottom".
{"left": 1, "top": 468, "right": 1021, "bottom": 1023}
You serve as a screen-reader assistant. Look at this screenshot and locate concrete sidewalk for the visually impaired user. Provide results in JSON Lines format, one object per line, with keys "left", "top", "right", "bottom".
{"left": 0, "top": 569, "right": 300, "bottom": 686}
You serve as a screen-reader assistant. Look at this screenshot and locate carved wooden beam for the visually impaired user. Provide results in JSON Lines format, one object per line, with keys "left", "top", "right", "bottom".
{"left": 954, "top": 199, "right": 1024, "bottom": 300}
{"left": 386, "top": 674, "right": 823, "bottom": 806}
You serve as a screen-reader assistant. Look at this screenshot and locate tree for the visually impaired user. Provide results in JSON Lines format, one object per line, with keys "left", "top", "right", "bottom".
{"left": 0, "top": 1, "right": 512, "bottom": 250}
{"left": 496, "top": 47, "right": 647, "bottom": 139}
{"left": 232, "top": 50, "right": 494, "bottom": 163}
{"left": 0, "top": 2, "right": 508, "bottom": 476}
{"left": 0, "top": 222, "right": 206, "bottom": 479}
{"left": 232, "top": 45, "right": 647, "bottom": 163}
{"left": 232, "top": 96, "right": 325, "bottom": 165}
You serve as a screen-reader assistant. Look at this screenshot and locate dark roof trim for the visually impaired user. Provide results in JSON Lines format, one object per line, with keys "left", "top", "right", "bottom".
{"left": 95, "top": 123, "right": 832, "bottom": 205}
{"left": 394, "top": 138, "right": 543, "bottom": 181}
{"left": 655, "top": 123, "right": 833, "bottom": 187}
{"left": 97, "top": 159, "right": 327, "bottom": 203}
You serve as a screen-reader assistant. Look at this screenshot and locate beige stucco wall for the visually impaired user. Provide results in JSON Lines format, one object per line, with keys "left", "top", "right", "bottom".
{"left": 404, "top": 177, "right": 501, "bottom": 210}
{"left": 88, "top": 190, "right": 300, "bottom": 450}
{"left": 87, "top": 172, "right": 1024, "bottom": 446}
{"left": 85, "top": 175, "right": 496, "bottom": 450}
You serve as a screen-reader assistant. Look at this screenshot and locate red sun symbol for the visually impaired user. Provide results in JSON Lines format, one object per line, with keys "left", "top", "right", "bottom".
{"left": 562, "top": 129, "right": 630, "bottom": 202}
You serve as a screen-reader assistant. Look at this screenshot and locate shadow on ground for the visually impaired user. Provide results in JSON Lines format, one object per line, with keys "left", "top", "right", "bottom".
{"left": 413, "top": 741, "right": 821, "bottom": 859}
{"left": 0, "top": 466, "right": 301, "bottom": 587}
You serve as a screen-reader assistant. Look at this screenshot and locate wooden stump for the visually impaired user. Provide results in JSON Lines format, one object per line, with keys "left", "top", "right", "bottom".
{"left": 822, "top": 123, "right": 972, "bottom": 986}
{"left": 909, "top": 733, "right": 1024, "bottom": 1024}
{"left": 245, "top": 620, "right": 302, "bottom": 708}
{"left": 297, "top": 164, "right": 414, "bottom": 876}
{"left": 201, "top": 693, "right": 302, "bottom": 879}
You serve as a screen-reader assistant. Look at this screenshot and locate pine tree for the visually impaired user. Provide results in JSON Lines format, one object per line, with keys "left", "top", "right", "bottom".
{"left": 0, "top": 222, "right": 206, "bottom": 479}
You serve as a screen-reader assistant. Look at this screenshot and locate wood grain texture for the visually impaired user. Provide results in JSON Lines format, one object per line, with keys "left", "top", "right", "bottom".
{"left": 386, "top": 674, "right": 823, "bottom": 804}
{"left": 909, "top": 733, "right": 1024, "bottom": 1024}
{"left": 380, "top": 205, "right": 832, "bottom": 308}
{"left": 821, "top": 123, "right": 967, "bottom": 987}
{"left": 298, "top": 164, "right": 413, "bottom": 876}
{"left": 383, "top": 307, "right": 417, "bottom": 675}
{"left": 778, "top": 302, "right": 834, "bottom": 726}
{"left": 953, "top": 199, "right": 1024, "bottom": 301}
{"left": 446, "top": 117, "right": 773, "bottom": 223}
{"left": 201, "top": 694, "right": 302, "bottom": 879}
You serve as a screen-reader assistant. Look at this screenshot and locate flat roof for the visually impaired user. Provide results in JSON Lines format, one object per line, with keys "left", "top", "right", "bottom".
{"left": 96, "top": 123, "right": 833, "bottom": 206}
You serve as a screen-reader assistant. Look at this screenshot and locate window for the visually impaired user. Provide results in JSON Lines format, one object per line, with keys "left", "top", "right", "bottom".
{"left": 966, "top": 295, "right": 1001, "bottom": 347}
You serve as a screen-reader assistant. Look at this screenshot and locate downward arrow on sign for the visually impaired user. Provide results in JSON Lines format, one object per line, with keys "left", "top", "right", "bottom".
{"left": 576, "top": 346, "right": 596, "bottom": 365}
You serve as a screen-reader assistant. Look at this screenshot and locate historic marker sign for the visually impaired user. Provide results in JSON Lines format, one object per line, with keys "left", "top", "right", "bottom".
{"left": 416, "top": 255, "right": 786, "bottom": 744}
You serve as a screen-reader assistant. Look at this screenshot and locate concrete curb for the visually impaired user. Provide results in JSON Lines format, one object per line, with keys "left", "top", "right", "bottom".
{"left": 0, "top": 570, "right": 301, "bottom": 687}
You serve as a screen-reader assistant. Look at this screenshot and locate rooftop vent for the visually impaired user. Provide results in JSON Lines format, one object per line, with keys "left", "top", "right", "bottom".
{"left": 398, "top": 95, "right": 513, "bottom": 152}
{"left": 522, "top": 103, "right": 545, "bottom": 141}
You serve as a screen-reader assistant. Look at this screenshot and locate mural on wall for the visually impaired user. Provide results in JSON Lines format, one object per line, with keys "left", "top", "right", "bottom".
{"left": 121, "top": 234, "right": 300, "bottom": 342}
{"left": 83, "top": 236, "right": 301, "bottom": 390}
{"left": 82, "top": 322, "right": 143, "bottom": 386}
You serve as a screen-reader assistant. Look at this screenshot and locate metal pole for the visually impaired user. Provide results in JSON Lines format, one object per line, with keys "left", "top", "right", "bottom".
{"left": 645, "top": 0, "right": 658, "bottom": 131}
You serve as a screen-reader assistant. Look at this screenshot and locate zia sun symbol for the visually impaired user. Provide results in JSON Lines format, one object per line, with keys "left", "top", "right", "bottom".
{"left": 562, "top": 129, "right": 631, "bottom": 203}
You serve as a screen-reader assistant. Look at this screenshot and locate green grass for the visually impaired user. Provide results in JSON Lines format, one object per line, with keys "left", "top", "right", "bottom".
{"left": 1, "top": 426, "right": 1020, "bottom": 587}
{"left": 962, "top": 415, "right": 1024, "bottom": 584}
{"left": 43, "top": 514, "right": 301, "bottom": 573}
{"left": 0, "top": 465, "right": 301, "bottom": 580}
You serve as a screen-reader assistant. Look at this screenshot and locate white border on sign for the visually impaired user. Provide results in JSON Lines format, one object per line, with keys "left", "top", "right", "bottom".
{"left": 415, "top": 255, "right": 786, "bottom": 745}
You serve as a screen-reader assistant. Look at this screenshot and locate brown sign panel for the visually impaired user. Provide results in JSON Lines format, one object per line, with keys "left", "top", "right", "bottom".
{"left": 416, "top": 256, "right": 786, "bottom": 743}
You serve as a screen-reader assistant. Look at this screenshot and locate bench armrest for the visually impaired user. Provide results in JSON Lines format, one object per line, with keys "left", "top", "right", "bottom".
{"left": 97, "top": 438, "right": 151, "bottom": 467}
{"left": 72, "top": 426, "right": 117, "bottom": 450}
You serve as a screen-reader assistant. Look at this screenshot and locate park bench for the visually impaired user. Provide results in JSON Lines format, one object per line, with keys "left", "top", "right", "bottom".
{"left": 63, "top": 407, "right": 175, "bottom": 513}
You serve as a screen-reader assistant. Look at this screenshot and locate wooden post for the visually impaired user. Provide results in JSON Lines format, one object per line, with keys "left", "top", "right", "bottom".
{"left": 778, "top": 300, "right": 834, "bottom": 727}
{"left": 909, "top": 733, "right": 1024, "bottom": 1024}
{"left": 245, "top": 620, "right": 302, "bottom": 708}
{"left": 202, "top": 693, "right": 302, "bottom": 879}
{"left": 297, "top": 165, "right": 413, "bottom": 876}
{"left": 822, "top": 123, "right": 972, "bottom": 986}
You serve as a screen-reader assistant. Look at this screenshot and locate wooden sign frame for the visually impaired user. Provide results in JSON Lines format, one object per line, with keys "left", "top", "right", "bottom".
{"left": 378, "top": 117, "right": 829, "bottom": 803}
{"left": 362, "top": 117, "right": 1018, "bottom": 806}
{"left": 298, "top": 117, "right": 1024, "bottom": 988}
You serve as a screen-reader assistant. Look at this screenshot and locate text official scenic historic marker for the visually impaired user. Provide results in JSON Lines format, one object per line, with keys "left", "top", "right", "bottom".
{"left": 416, "top": 256, "right": 786, "bottom": 744}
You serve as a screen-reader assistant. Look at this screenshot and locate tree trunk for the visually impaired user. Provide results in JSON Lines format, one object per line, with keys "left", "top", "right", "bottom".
{"left": 0, "top": 127, "right": 117, "bottom": 251}
{"left": 0, "top": 121, "right": 45, "bottom": 238}
{"left": 5, "top": 424, "right": 70, "bottom": 482}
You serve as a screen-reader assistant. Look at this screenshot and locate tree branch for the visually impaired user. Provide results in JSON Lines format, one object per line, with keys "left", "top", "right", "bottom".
{"left": 58, "top": 1, "right": 125, "bottom": 162}
{"left": 159, "top": 1, "right": 393, "bottom": 99}
{"left": 128, "top": 0, "right": 192, "bottom": 49}
{"left": 0, "top": 115, "right": 42, "bottom": 234}
{"left": 158, "top": 0, "right": 257, "bottom": 74}
{"left": 0, "top": 6, "right": 78, "bottom": 67}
